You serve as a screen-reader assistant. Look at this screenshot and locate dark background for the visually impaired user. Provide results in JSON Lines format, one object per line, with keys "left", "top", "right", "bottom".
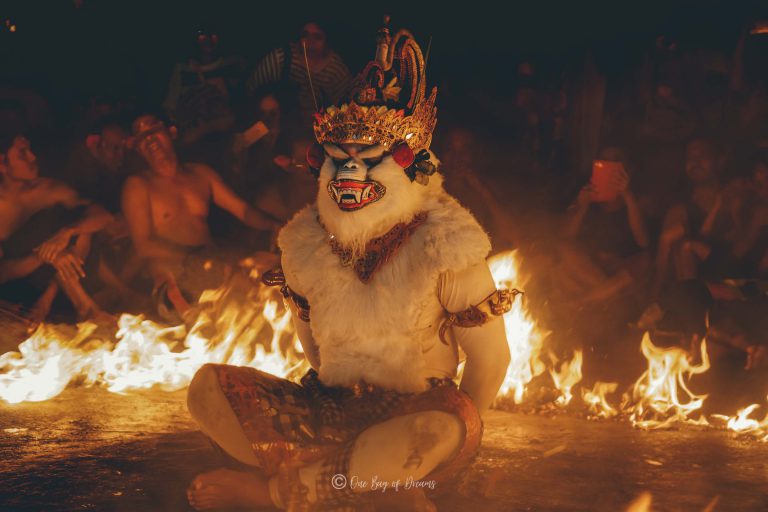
{"left": 0, "top": 0, "right": 763, "bottom": 115}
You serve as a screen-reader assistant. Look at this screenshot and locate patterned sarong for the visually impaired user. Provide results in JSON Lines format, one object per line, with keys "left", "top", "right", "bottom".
{"left": 209, "top": 364, "right": 482, "bottom": 509}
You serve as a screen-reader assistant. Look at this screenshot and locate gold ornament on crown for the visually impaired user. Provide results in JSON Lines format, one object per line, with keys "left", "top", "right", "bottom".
{"left": 313, "top": 22, "right": 437, "bottom": 151}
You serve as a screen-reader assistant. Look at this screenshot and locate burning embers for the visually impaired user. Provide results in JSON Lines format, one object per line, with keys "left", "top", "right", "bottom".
{"left": 327, "top": 179, "right": 386, "bottom": 210}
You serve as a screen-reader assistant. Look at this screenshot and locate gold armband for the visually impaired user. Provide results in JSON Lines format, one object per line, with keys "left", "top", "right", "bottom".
{"left": 262, "top": 267, "right": 311, "bottom": 322}
{"left": 439, "top": 288, "right": 521, "bottom": 345}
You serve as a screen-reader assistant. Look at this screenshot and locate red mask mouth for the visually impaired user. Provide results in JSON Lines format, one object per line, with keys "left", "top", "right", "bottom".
{"left": 327, "top": 179, "right": 386, "bottom": 211}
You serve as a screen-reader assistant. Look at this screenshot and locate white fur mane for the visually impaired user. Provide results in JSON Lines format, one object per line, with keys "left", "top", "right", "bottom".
{"left": 315, "top": 154, "right": 442, "bottom": 257}
{"left": 279, "top": 160, "right": 491, "bottom": 392}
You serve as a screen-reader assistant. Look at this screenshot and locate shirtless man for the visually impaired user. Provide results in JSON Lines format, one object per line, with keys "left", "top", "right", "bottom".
{"left": 121, "top": 114, "right": 279, "bottom": 315}
{"left": 0, "top": 135, "right": 114, "bottom": 322}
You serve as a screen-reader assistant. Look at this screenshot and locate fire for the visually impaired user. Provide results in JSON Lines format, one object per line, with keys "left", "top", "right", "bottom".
{"left": 488, "top": 251, "right": 547, "bottom": 403}
{"left": 489, "top": 250, "right": 584, "bottom": 405}
{"left": 0, "top": 276, "right": 306, "bottom": 404}
{"left": 549, "top": 349, "right": 583, "bottom": 407}
{"left": 625, "top": 492, "right": 653, "bottom": 512}
{"left": 582, "top": 381, "right": 619, "bottom": 418}
{"left": 713, "top": 398, "right": 768, "bottom": 441}
{"left": 3, "top": 246, "right": 767, "bottom": 448}
{"left": 624, "top": 333, "right": 710, "bottom": 429}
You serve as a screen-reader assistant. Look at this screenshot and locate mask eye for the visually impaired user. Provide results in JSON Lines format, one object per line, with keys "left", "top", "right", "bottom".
{"left": 332, "top": 157, "right": 347, "bottom": 167}
{"left": 363, "top": 155, "right": 383, "bottom": 167}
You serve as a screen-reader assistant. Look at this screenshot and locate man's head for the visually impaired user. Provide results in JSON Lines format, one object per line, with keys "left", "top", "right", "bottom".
{"left": 195, "top": 27, "right": 219, "bottom": 57}
{"left": 0, "top": 135, "right": 39, "bottom": 181}
{"left": 301, "top": 22, "right": 328, "bottom": 59}
{"left": 86, "top": 122, "right": 127, "bottom": 172}
{"left": 131, "top": 114, "right": 178, "bottom": 175}
{"left": 685, "top": 138, "right": 718, "bottom": 185}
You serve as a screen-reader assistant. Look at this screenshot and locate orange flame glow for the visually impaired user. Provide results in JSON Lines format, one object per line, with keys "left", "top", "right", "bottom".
{"left": 0, "top": 278, "right": 306, "bottom": 404}
{"left": 582, "top": 381, "right": 619, "bottom": 418}
{"left": 488, "top": 251, "right": 547, "bottom": 403}
{"left": 624, "top": 333, "right": 710, "bottom": 429}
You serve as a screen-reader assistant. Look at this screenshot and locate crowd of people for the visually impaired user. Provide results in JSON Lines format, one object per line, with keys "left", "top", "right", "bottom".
{"left": 0, "top": 21, "right": 347, "bottom": 326}
{"left": 2, "top": 15, "right": 768, "bottom": 371}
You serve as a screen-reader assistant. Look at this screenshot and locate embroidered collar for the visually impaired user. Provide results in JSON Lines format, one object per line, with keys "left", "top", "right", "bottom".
{"left": 319, "top": 212, "right": 428, "bottom": 283}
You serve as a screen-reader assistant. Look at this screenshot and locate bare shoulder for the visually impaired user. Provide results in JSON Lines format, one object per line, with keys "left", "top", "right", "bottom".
{"left": 35, "top": 178, "right": 80, "bottom": 203}
{"left": 121, "top": 174, "right": 150, "bottom": 200}
{"left": 185, "top": 162, "right": 221, "bottom": 182}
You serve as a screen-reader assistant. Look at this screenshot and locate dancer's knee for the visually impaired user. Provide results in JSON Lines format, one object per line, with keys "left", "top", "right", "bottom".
{"left": 187, "top": 364, "right": 220, "bottom": 423}
{"left": 406, "top": 411, "right": 464, "bottom": 464}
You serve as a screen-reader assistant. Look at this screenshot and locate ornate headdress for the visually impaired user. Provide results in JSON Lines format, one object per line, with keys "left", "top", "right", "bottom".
{"left": 313, "top": 20, "right": 437, "bottom": 151}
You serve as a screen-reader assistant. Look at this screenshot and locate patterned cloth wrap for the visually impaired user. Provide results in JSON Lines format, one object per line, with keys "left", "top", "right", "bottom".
{"left": 209, "top": 364, "right": 482, "bottom": 510}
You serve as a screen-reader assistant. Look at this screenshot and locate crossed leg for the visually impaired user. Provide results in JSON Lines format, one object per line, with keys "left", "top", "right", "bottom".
{"left": 186, "top": 365, "right": 464, "bottom": 511}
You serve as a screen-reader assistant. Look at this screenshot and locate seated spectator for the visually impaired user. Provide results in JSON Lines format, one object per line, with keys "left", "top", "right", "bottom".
{"left": 440, "top": 127, "right": 519, "bottom": 249}
{"left": 562, "top": 146, "right": 651, "bottom": 303}
{"left": 654, "top": 138, "right": 743, "bottom": 290}
{"left": 164, "top": 26, "right": 244, "bottom": 145}
{"left": 0, "top": 135, "right": 114, "bottom": 323}
{"left": 66, "top": 117, "right": 130, "bottom": 213}
{"left": 248, "top": 21, "right": 351, "bottom": 132}
{"left": 253, "top": 137, "right": 317, "bottom": 224}
{"left": 121, "top": 113, "right": 280, "bottom": 319}
{"left": 729, "top": 155, "right": 768, "bottom": 276}
{"left": 235, "top": 92, "right": 295, "bottom": 199}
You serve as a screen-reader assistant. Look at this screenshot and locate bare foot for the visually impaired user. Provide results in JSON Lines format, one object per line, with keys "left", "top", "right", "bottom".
{"left": 187, "top": 468, "right": 272, "bottom": 511}
{"left": 372, "top": 488, "right": 437, "bottom": 512}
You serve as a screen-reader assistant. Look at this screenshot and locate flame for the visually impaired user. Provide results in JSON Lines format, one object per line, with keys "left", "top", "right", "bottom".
{"left": 5, "top": 246, "right": 767, "bottom": 449}
{"left": 625, "top": 492, "right": 653, "bottom": 512}
{"left": 488, "top": 251, "right": 547, "bottom": 403}
{"left": 0, "top": 277, "right": 306, "bottom": 404}
{"left": 549, "top": 349, "right": 583, "bottom": 407}
{"left": 582, "top": 381, "right": 619, "bottom": 418}
{"left": 713, "top": 397, "right": 768, "bottom": 441}
{"left": 624, "top": 333, "right": 710, "bottom": 429}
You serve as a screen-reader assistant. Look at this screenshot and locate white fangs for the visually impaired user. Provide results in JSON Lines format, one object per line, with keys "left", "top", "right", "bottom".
{"left": 331, "top": 183, "right": 366, "bottom": 204}
{"left": 329, "top": 181, "right": 382, "bottom": 208}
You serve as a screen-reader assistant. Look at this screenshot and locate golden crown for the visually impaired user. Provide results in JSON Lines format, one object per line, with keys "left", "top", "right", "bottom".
{"left": 313, "top": 23, "right": 437, "bottom": 151}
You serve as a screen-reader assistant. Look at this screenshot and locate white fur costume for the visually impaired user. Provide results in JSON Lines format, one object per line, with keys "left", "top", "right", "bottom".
{"left": 279, "top": 157, "right": 491, "bottom": 393}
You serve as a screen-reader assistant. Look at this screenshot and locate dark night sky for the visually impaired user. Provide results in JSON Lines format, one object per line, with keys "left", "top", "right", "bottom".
{"left": 0, "top": 0, "right": 764, "bottom": 111}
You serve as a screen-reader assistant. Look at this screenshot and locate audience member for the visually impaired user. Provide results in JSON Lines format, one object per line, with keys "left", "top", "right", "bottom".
{"left": 0, "top": 135, "right": 114, "bottom": 323}
{"left": 121, "top": 113, "right": 279, "bottom": 319}
{"left": 248, "top": 21, "right": 351, "bottom": 132}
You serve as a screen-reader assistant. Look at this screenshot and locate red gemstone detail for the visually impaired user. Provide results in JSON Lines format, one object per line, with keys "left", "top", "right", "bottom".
{"left": 392, "top": 141, "right": 415, "bottom": 168}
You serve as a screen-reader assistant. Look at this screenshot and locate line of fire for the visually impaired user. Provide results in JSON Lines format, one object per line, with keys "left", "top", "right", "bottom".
{"left": 2, "top": 2, "right": 768, "bottom": 511}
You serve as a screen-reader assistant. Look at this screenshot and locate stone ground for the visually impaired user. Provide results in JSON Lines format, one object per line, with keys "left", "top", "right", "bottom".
{"left": 1, "top": 387, "right": 768, "bottom": 512}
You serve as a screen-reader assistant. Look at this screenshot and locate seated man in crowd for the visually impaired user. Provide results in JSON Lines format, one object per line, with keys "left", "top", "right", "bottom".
{"left": 561, "top": 146, "right": 651, "bottom": 305}
{"left": 654, "top": 137, "right": 745, "bottom": 292}
{"left": 248, "top": 21, "right": 351, "bottom": 132}
{"left": 121, "top": 113, "right": 280, "bottom": 318}
{"left": 0, "top": 135, "right": 114, "bottom": 323}
{"left": 68, "top": 117, "right": 131, "bottom": 214}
